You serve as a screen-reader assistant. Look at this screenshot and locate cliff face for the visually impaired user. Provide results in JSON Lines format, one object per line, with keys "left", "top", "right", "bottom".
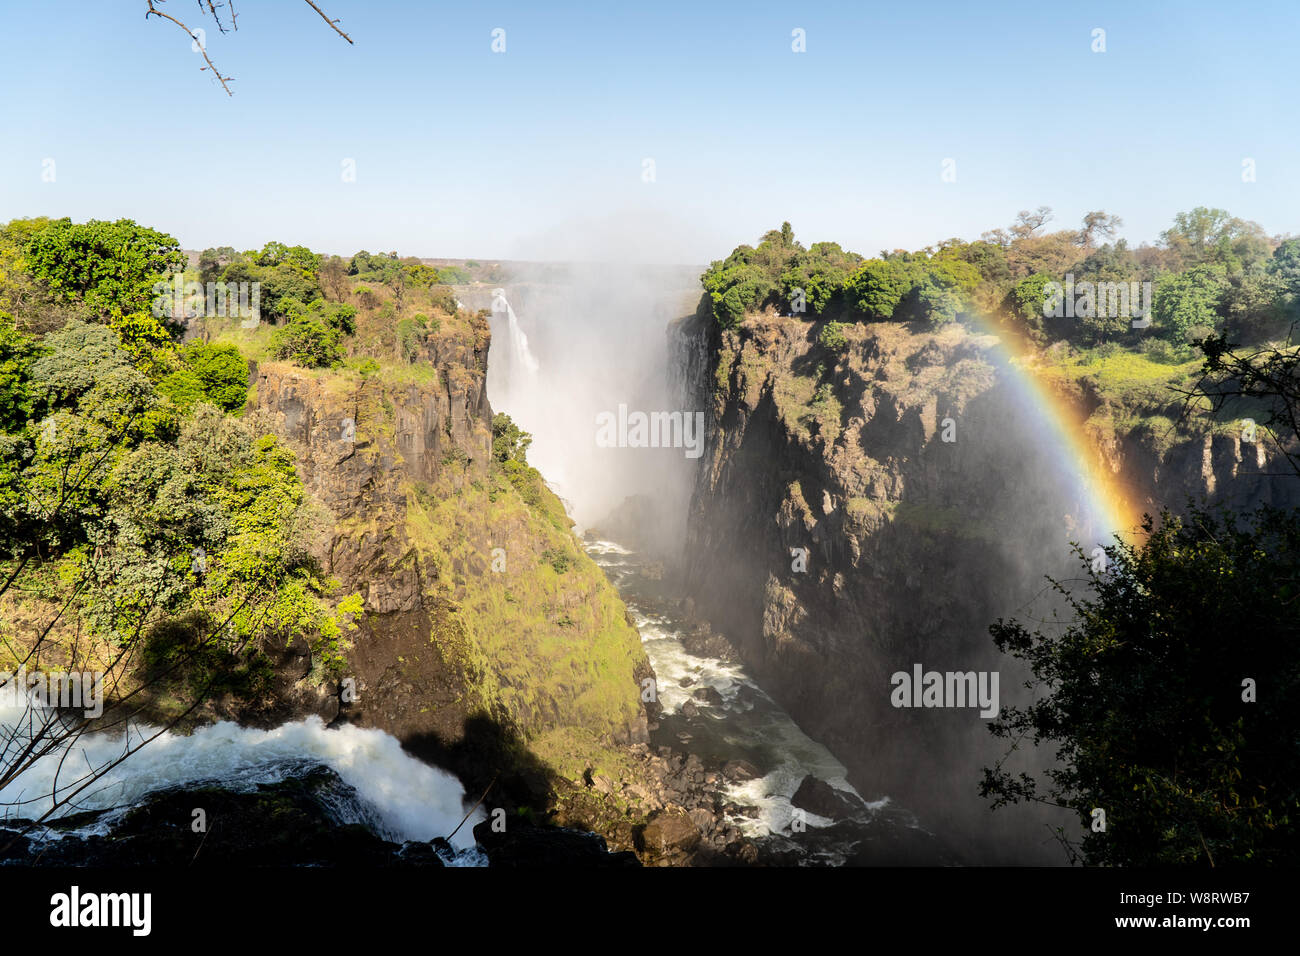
{"left": 1079, "top": 388, "right": 1300, "bottom": 519}
{"left": 249, "top": 314, "right": 652, "bottom": 811}
{"left": 675, "top": 308, "right": 1298, "bottom": 854}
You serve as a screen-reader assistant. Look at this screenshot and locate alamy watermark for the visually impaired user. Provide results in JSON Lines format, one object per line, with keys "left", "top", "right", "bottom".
{"left": 151, "top": 273, "right": 260, "bottom": 327}
{"left": 890, "top": 663, "right": 999, "bottom": 718}
{"left": 0, "top": 666, "right": 104, "bottom": 718}
{"left": 1043, "top": 274, "right": 1152, "bottom": 329}
{"left": 595, "top": 404, "right": 706, "bottom": 459}
{"left": 50, "top": 886, "right": 150, "bottom": 936}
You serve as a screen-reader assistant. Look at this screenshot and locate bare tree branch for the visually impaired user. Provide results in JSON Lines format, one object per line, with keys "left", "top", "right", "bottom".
{"left": 144, "top": 0, "right": 352, "bottom": 96}
{"left": 145, "top": 0, "right": 233, "bottom": 96}
{"left": 302, "top": 0, "right": 354, "bottom": 44}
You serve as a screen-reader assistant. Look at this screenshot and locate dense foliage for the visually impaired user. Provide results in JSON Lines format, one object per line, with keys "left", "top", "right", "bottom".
{"left": 24, "top": 218, "right": 185, "bottom": 318}
{"left": 0, "top": 219, "right": 361, "bottom": 701}
{"left": 704, "top": 208, "right": 1297, "bottom": 348}
{"left": 978, "top": 252, "right": 1300, "bottom": 865}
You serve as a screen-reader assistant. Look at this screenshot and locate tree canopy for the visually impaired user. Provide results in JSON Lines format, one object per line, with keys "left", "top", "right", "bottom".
{"left": 702, "top": 208, "right": 1292, "bottom": 349}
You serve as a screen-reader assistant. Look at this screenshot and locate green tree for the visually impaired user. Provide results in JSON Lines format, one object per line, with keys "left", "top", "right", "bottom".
{"left": 396, "top": 316, "right": 427, "bottom": 363}
{"left": 1220, "top": 267, "right": 1286, "bottom": 344}
{"left": 935, "top": 238, "right": 1011, "bottom": 289}
{"left": 492, "top": 412, "right": 532, "bottom": 464}
{"left": 1268, "top": 238, "right": 1300, "bottom": 297}
{"left": 894, "top": 262, "right": 975, "bottom": 327}
{"left": 846, "top": 259, "right": 918, "bottom": 321}
{"left": 183, "top": 342, "right": 250, "bottom": 412}
{"left": 271, "top": 316, "right": 344, "bottom": 368}
{"left": 257, "top": 241, "right": 321, "bottom": 278}
{"left": 23, "top": 218, "right": 185, "bottom": 317}
{"left": 781, "top": 242, "right": 863, "bottom": 317}
{"left": 0, "top": 312, "right": 42, "bottom": 432}
{"left": 701, "top": 225, "right": 809, "bottom": 328}
{"left": 904, "top": 278, "right": 966, "bottom": 328}
{"left": 436, "top": 266, "right": 470, "bottom": 285}
{"left": 28, "top": 320, "right": 132, "bottom": 405}
{"left": 1004, "top": 273, "right": 1057, "bottom": 343}
{"left": 109, "top": 309, "right": 176, "bottom": 374}
{"left": 348, "top": 251, "right": 373, "bottom": 276}
{"left": 1161, "top": 207, "right": 1270, "bottom": 271}
{"left": 983, "top": 506, "right": 1300, "bottom": 865}
{"left": 222, "top": 260, "right": 322, "bottom": 322}
{"left": 198, "top": 246, "right": 241, "bottom": 285}
{"left": 155, "top": 365, "right": 207, "bottom": 414}
{"left": 1153, "top": 264, "right": 1229, "bottom": 342}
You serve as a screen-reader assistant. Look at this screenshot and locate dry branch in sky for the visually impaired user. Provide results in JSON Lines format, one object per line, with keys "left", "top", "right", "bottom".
{"left": 144, "top": 0, "right": 352, "bottom": 96}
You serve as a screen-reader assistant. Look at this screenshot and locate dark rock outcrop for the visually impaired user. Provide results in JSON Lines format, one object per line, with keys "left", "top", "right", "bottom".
{"left": 790, "top": 775, "right": 862, "bottom": 821}
{"left": 472, "top": 819, "right": 640, "bottom": 867}
{"left": 0, "top": 766, "right": 448, "bottom": 867}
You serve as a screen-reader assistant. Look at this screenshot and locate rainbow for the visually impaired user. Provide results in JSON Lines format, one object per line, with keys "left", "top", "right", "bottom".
{"left": 972, "top": 320, "right": 1147, "bottom": 549}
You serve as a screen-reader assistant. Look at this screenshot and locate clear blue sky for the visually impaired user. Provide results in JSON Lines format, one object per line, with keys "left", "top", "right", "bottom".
{"left": 0, "top": 0, "right": 1295, "bottom": 263}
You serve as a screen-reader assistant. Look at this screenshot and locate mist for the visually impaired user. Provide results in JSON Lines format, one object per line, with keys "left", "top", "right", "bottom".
{"left": 483, "top": 255, "right": 702, "bottom": 554}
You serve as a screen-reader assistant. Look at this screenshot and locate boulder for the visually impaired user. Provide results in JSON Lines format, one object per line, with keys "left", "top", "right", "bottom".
{"left": 790, "top": 774, "right": 863, "bottom": 821}
{"left": 639, "top": 807, "right": 702, "bottom": 859}
{"left": 692, "top": 685, "right": 724, "bottom": 706}
{"left": 722, "top": 759, "right": 761, "bottom": 782}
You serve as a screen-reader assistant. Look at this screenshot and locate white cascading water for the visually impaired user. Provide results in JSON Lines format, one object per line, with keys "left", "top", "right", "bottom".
{"left": 0, "top": 703, "right": 483, "bottom": 853}
{"left": 488, "top": 288, "right": 576, "bottom": 493}
{"left": 505, "top": 300, "right": 539, "bottom": 375}
{"left": 495, "top": 289, "right": 539, "bottom": 376}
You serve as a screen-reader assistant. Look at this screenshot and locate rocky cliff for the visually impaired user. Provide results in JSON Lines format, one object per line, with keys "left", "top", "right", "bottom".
{"left": 1065, "top": 372, "right": 1300, "bottom": 519}
{"left": 239, "top": 312, "right": 758, "bottom": 865}
{"left": 243, "top": 312, "right": 665, "bottom": 832}
{"left": 673, "top": 306, "right": 1299, "bottom": 859}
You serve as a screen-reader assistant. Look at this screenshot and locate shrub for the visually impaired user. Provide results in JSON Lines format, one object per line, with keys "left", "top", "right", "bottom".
{"left": 397, "top": 317, "right": 425, "bottom": 363}
{"left": 271, "top": 317, "right": 344, "bottom": 369}
{"left": 817, "top": 321, "right": 849, "bottom": 352}
{"left": 184, "top": 341, "right": 250, "bottom": 412}
{"left": 155, "top": 365, "right": 206, "bottom": 412}
{"left": 541, "top": 547, "right": 571, "bottom": 574}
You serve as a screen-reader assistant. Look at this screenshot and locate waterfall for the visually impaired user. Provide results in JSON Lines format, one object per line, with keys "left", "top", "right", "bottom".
{"left": 487, "top": 285, "right": 568, "bottom": 491}
{"left": 493, "top": 288, "right": 539, "bottom": 375}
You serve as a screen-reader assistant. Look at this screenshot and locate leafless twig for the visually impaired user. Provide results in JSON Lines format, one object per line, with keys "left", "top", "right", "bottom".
{"left": 145, "top": 0, "right": 233, "bottom": 95}
{"left": 302, "top": 0, "right": 354, "bottom": 44}
{"left": 145, "top": 0, "right": 352, "bottom": 96}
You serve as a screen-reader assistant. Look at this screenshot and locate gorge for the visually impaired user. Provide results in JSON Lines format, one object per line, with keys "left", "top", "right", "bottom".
{"left": 2, "top": 220, "right": 1295, "bottom": 870}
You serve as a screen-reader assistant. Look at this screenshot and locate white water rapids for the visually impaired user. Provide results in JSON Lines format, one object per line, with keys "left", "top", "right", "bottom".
{"left": 586, "top": 540, "right": 894, "bottom": 844}
{"left": 0, "top": 703, "right": 483, "bottom": 856}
